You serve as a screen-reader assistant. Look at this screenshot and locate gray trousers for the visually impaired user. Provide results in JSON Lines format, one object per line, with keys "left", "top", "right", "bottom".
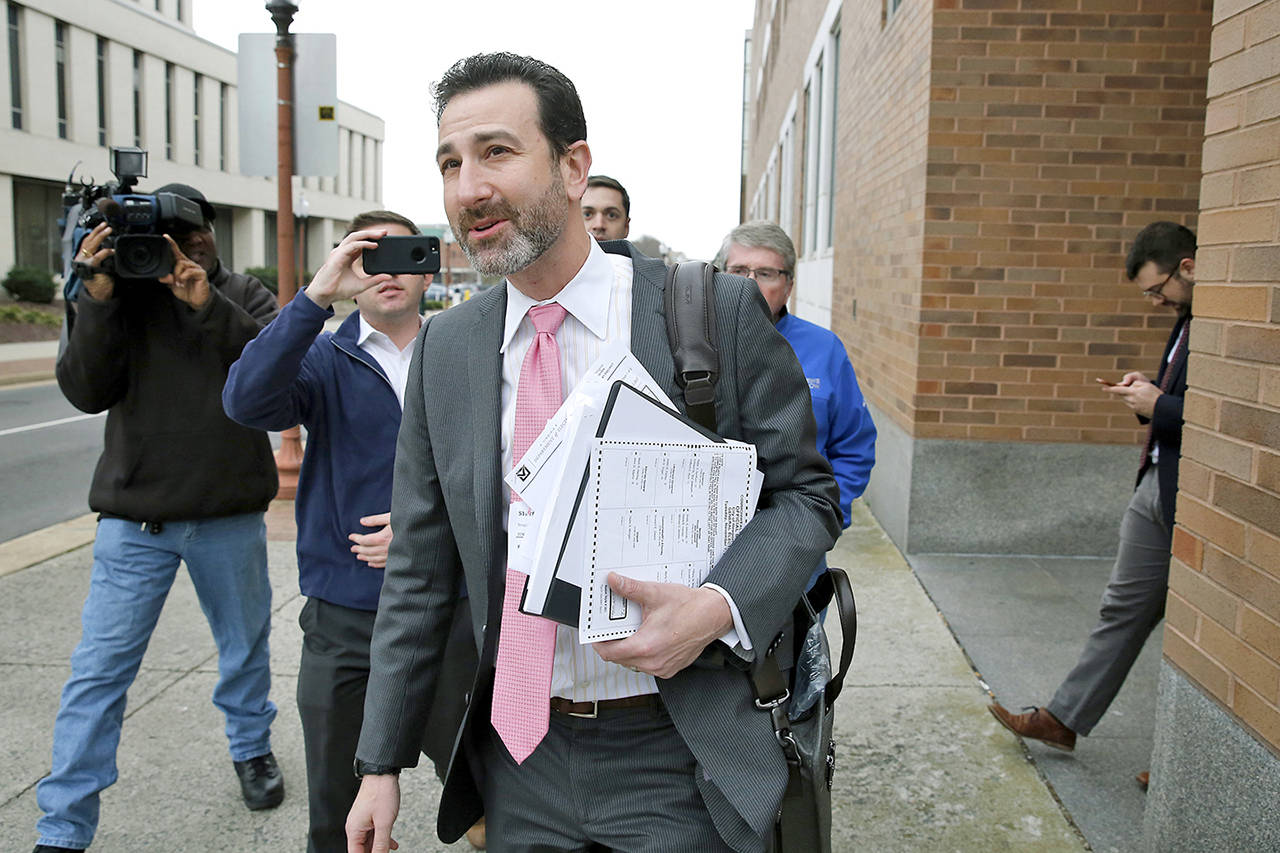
{"left": 1047, "top": 466, "right": 1171, "bottom": 736}
{"left": 479, "top": 701, "right": 741, "bottom": 853}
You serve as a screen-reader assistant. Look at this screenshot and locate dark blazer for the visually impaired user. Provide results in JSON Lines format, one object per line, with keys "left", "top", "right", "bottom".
{"left": 356, "top": 242, "right": 841, "bottom": 852}
{"left": 1137, "top": 313, "right": 1190, "bottom": 531}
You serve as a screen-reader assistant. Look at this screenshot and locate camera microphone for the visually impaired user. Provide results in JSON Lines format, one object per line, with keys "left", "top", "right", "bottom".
{"left": 96, "top": 197, "right": 123, "bottom": 219}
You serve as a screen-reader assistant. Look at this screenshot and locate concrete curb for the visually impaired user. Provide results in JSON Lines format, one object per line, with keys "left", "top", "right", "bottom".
{"left": 0, "top": 513, "right": 97, "bottom": 577}
{"left": 0, "top": 357, "right": 55, "bottom": 387}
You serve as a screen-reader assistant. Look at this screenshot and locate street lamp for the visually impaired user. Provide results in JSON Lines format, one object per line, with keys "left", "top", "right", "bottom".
{"left": 266, "top": 0, "right": 303, "bottom": 498}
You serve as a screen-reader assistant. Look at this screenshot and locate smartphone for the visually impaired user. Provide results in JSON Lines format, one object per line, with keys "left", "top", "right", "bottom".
{"left": 362, "top": 235, "right": 441, "bottom": 275}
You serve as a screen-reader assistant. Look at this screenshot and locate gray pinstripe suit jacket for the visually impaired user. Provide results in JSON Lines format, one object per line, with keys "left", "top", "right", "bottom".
{"left": 357, "top": 241, "right": 841, "bottom": 852}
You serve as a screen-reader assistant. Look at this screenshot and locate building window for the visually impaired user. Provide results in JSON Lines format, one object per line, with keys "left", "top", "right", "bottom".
{"left": 885, "top": 0, "right": 904, "bottom": 24}
{"left": 96, "top": 37, "right": 108, "bottom": 146}
{"left": 219, "top": 81, "right": 227, "bottom": 171}
{"left": 54, "top": 21, "right": 68, "bottom": 139}
{"left": 779, "top": 116, "right": 796, "bottom": 235}
{"left": 176, "top": 0, "right": 183, "bottom": 21}
{"left": 348, "top": 131, "right": 357, "bottom": 198}
{"left": 8, "top": 2, "right": 21, "bottom": 130}
{"left": 825, "top": 24, "right": 840, "bottom": 248}
{"left": 14, "top": 178, "right": 65, "bottom": 275}
{"left": 800, "top": 23, "right": 840, "bottom": 256}
{"left": 132, "top": 50, "right": 142, "bottom": 147}
{"left": 192, "top": 72, "right": 201, "bottom": 166}
{"left": 164, "top": 61, "right": 174, "bottom": 159}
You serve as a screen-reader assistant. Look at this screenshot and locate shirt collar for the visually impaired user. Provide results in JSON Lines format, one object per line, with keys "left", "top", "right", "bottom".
{"left": 357, "top": 312, "right": 422, "bottom": 349}
{"left": 501, "top": 238, "right": 613, "bottom": 353}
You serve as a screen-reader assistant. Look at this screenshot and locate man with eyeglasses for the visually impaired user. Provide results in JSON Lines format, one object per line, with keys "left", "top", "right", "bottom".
{"left": 989, "top": 221, "right": 1196, "bottom": 791}
{"left": 716, "top": 221, "right": 876, "bottom": 590}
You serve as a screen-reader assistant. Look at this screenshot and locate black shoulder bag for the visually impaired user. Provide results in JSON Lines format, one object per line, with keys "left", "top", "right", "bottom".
{"left": 664, "top": 261, "right": 858, "bottom": 853}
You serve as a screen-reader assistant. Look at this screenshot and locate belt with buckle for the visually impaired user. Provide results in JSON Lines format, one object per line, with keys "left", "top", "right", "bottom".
{"left": 549, "top": 694, "right": 662, "bottom": 719}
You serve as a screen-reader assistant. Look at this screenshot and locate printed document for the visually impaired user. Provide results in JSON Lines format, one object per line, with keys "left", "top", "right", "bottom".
{"left": 579, "top": 437, "right": 758, "bottom": 643}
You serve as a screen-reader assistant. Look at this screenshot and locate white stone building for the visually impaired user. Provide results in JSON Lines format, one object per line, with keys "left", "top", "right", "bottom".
{"left": 0, "top": 0, "right": 384, "bottom": 285}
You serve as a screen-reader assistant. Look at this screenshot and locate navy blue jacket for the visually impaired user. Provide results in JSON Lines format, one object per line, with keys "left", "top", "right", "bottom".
{"left": 223, "top": 293, "right": 401, "bottom": 611}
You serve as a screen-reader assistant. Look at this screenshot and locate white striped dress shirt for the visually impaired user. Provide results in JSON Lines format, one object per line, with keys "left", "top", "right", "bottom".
{"left": 500, "top": 239, "right": 657, "bottom": 701}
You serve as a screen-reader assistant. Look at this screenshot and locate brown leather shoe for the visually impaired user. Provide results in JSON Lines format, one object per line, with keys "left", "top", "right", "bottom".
{"left": 465, "top": 816, "right": 486, "bottom": 850}
{"left": 988, "top": 702, "right": 1076, "bottom": 751}
{"left": 1137, "top": 770, "right": 1150, "bottom": 790}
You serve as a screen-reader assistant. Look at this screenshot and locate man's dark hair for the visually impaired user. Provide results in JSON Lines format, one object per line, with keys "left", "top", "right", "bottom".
{"left": 347, "top": 210, "right": 420, "bottom": 237}
{"left": 1125, "top": 221, "right": 1197, "bottom": 281}
{"left": 433, "top": 52, "right": 587, "bottom": 157}
{"left": 587, "top": 175, "right": 630, "bottom": 217}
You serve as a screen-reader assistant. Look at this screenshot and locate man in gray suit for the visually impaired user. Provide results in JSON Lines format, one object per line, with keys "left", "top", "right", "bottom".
{"left": 345, "top": 52, "right": 841, "bottom": 853}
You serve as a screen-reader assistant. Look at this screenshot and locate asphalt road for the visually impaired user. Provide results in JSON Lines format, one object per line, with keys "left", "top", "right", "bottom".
{"left": 0, "top": 381, "right": 103, "bottom": 544}
{"left": 0, "top": 380, "right": 295, "bottom": 545}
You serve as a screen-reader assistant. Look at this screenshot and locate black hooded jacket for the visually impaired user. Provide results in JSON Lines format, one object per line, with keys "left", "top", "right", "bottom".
{"left": 56, "top": 262, "right": 279, "bottom": 522}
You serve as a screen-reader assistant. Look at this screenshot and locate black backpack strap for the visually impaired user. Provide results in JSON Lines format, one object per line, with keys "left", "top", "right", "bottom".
{"left": 663, "top": 261, "right": 720, "bottom": 433}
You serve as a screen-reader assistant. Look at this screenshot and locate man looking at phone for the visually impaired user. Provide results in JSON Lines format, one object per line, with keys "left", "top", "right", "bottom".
{"left": 224, "top": 211, "right": 483, "bottom": 852}
{"left": 989, "top": 222, "right": 1195, "bottom": 785}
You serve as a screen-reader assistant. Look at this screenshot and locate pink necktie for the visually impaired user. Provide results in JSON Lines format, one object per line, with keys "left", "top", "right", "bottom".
{"left": 491, "top": 302, "right": 567, "bottom": 764}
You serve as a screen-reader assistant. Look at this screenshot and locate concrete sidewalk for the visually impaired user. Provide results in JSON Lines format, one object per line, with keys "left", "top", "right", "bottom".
{"left": 0, "top": 339, "right": 58, "bottom": 387}
{"left": 0, "top": 503, "right": 1086, "bottom": 851}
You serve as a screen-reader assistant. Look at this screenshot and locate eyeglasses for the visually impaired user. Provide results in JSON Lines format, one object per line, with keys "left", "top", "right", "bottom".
{"left": 1142, "top": 269, "right": 1182, "bottom": 299}
{"left": 726, "top": 265, "right": 790, "bottom": 284}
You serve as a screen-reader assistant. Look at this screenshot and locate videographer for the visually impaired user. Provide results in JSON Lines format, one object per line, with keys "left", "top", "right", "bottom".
{"left": 34, "top": 184, "right": 284, "bottom": 853}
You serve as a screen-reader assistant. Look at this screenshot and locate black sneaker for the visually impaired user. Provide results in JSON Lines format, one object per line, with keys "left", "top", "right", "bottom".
{"left": 33, "top": 846, "right": 83, "bottom": 852}
{"left": 233, "top": 751, "right": 285, "bottom": 810}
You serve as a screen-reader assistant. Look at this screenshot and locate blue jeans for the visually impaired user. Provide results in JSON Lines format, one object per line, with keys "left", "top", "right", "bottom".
{"left": 36, "top": 514, "right": 277, "bottom": 850}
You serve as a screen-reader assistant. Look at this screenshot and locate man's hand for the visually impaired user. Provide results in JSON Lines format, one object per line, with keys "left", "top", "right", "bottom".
{"left": 346, "top": 773, "right": 401, "bottom": 853}
{"left": 350, "top": 512, "right": 392, "bottom": 568}
{"left": 1100, "top": 370, "right": 1161, "bottom": 418}
{"left": 76, "top": 222, "right": 116, "bottom": 302}
{"left": 160, "top": 234, "right": 210, "bottom": 308}
{"left": 593, "top": 573, "right": 734, "bottom": 679}
{"left": 305, "top": 229, "right": 394, "bottom": 310}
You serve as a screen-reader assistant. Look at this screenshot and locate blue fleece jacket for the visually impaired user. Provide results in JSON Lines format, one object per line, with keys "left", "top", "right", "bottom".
{"left": 223, "top": 293, "right": 402, "bottom": 611}
{"left": 776, "top": 310, "right": 876, "bottom": 528}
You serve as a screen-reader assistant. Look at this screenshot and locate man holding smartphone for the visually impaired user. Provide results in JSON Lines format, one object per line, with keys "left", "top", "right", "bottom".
{"left": 989, "top": 222, "right": 1196, "bottom": 788}
{"left": 223, "top": 211, "right": 481, "bottom": 852}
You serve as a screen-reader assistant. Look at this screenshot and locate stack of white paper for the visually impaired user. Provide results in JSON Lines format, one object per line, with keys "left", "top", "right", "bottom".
{"left": 503, "top": 347, "right": 762, "bottom": 643}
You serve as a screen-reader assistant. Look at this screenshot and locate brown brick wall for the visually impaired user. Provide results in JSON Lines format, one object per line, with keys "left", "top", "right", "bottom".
{"left": 828, "top": 1, "right": 934, "bottom": 433}
{"left": 921, "top": 0, "right": 1213, "bottom": 442}
{"left": 1166, "top": 0, "right": 1280, "bottom": 752}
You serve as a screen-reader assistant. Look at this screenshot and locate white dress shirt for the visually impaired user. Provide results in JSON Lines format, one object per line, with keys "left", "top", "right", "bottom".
{"left": 357, "top": 315, "right": 419, "bottom": 408}
{"left": 500, "top": 241, "right": 748, "bottom": 703}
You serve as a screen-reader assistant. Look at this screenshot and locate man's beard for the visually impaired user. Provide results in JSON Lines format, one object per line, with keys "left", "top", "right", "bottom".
{"left": 452, "top": 172, "right": 567, "bottom": 277}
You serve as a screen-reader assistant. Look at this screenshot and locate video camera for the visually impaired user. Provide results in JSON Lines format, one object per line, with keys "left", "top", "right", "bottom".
{"left": 62, "top": 146, "right": 206, "bottom": 281}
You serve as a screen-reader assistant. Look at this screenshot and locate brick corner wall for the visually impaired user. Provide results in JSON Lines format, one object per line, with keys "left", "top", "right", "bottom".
{"left": 1165, "top": 0, "right": 1280, "bottom": 752}
{"left": 921, "top": 0, "right": 1213, "bottom": 442}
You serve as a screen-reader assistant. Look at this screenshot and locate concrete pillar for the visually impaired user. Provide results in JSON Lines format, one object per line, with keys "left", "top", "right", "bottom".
{"left": 233, "top": 207, "right": 266, "bottom": 272}
{"left": 141, "top": 54, "right": 166, "bottom": 158}
{"left": 21, "top": 8, "right": 56, "bottom": 138}
{"left": 106, "top": 38, "right": 133, "bottom": 148}
{"left": 68, "top": 25, "right": 97, "bottom": 146}
{"left": 0, "top": 174, "right": 15, "bottom": 280}
{"left": 173, "top": 65, "right": 193, "bottom": 165}
{"left": 199, "top": 73, "right": 218, "bottom": 171}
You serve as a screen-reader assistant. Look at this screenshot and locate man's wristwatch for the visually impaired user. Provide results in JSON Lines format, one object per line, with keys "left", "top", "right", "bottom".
{"left": 353, "top": 758, "right": 401, "bottom": 778}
